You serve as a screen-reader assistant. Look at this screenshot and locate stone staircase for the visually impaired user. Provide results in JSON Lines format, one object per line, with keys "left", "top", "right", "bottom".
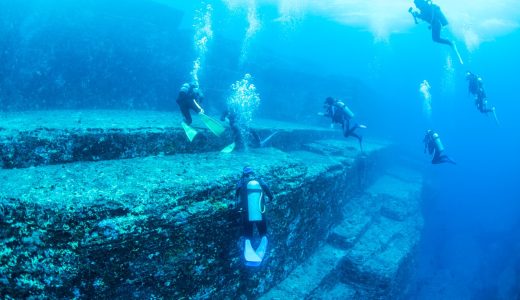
{"left": 261, "top": 167, "right": 423, "bottom": 299}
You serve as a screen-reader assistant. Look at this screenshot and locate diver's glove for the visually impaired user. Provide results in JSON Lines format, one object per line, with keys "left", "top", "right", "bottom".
{"left": 408, "top": 7, "right": 419, "bottom": 24}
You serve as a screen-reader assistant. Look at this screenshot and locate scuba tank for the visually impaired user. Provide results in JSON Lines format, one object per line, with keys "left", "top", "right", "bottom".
{"left": 431, "top": 132, "right": 445, "bottom": 152}
{"left": 246, "top": 180, "right": 264, "bottom": 221}
{"left": 337, "top": 101, "right": 355, "bottom": 119}
{"left": 433, "top": 4, "right": 448, "bottom": 26}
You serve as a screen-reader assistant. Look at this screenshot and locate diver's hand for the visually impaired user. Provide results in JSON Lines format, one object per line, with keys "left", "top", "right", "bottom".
{"left": 317, "top": 112, "right": 325, "bottom": 116}
{"left": 198, "top": 109, "right": 205, "bottom": 115}
{"left": 330, "top": 123, "right": 334, "bottom": 129}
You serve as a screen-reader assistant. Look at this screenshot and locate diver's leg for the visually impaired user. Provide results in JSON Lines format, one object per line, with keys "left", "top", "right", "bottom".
{"left": 243, "top": 218, "right": 254, "bottom": 240}
{"left": 482, "top": 100, "right": 495, "bottom": 113}
{"left": 439, "top": 154, "right": 457, "bottom": 165}
{"left": 249, "top": 128, "right": 261, "bottom": 148}
{"left": 342, "top": 119, "right": 350, "bottom": 137}
{"left": 231, "top": 123, "right": 244, "bottom": 149}
{"left": 350, "top": 131, "right": 363, "bottom": 151}
{"left": 432, "top": 21, "right": 453, "bottom": 46}
{"left": 180, "top": 105, "right": 192, "bottom": 125}
{"left": 255, "top": 219, "right": 268, "bottom": 259}
{"left": 257, "top": 219, "right": 267, "bottom": 237}
{"left": 432, "top": 151, "right": 441, "bottom": 164}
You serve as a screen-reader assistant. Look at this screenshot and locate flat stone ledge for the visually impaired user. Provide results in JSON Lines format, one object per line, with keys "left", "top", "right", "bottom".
{"left": 0, "top": 110, "right": 343, "bottom": 169}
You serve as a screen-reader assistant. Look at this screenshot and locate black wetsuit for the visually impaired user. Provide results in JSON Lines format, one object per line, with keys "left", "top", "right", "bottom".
{"left": 423, "top": 131, "right": 455, "bottom": 165}
{"left": 235, "top": 175, "right": 274, "bottom": 239}
{"left": 414, "top": 0, "right": 452, "bottom": 46}
{"left": 324, "top": 100, "right": 363, "bottom": 147}
{"left": 467, "top": 74, "right": 493, "bottom": 113}
{"left": 176, "top": 87, "right": 203, "bottom": 125}
{"left": 221, "top": 109, "right": 261, "bottom": 150}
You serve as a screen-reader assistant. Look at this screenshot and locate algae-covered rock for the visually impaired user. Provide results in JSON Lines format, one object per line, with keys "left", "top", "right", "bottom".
{"left": 0, "top": 139, "right": 387, "bottom": 299}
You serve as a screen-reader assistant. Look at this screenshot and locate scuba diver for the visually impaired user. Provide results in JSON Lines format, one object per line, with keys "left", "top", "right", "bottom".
{"left": 465, "top": 72, "right": 498, "bottom": 120}
{"left": 235, "top": 166, "right": 274, "bottom": 266}
{"left": 423, "top": 130, "right": 456, "bottom": 165}
{"left": 176, "top": 81, "right": 204, "bottom": 126}
{"left": 409, "top": 0, "right": 464, "bottom": 64}
{"left": 320, "top": 97, "right": 367, "bottom": 151}
{"left": 176, "top": 81, "right": 225, "bottom": 141}
{"left": 220, "top": 109, "right": 278, "bottom": 152}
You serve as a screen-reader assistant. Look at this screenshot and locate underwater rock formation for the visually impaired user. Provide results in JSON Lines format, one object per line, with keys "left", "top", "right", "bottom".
{"left": 261, "top": 167, "right": 423, "bottom": 299}
{"left": 0, "top": 111, "right": 338, "bottom": 169}
{"left": 0, "top": 110, "right": 421, "bottom": 299}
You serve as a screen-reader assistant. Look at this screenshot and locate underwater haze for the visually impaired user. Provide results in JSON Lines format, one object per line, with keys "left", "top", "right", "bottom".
{"left": 1, "top": 0, "right": 520, "bottom": 298}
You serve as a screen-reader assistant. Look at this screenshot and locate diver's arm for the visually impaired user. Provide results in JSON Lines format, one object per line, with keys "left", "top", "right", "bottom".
{"left": 194, "top": 100, "right": 204, "bottom": 114}
{"left": 423, "top": 136, "right": 429, "bottom": 153}
{"left": 409, "top": 7, "right": 419, "bottom": 24}
{"left": 259, "top": 179, "right": 274, "bottom": 201}
{"left": 232, "top": 181, "right": 242, "bottom": 209}
{"left": 221, "top": 110, "right": 229, "bottom": 121}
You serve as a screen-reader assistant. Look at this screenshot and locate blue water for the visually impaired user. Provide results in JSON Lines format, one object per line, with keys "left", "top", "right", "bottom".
{"left": 1, "top": 1, "right": 519, "bottom": 298}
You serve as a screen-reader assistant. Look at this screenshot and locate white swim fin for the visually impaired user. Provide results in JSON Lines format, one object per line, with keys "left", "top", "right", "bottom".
{"left": 244, "top": 239, "right": 261, "bottom": 263}
{"left": 255, "top": 236, "right": 268, "bottom": 260}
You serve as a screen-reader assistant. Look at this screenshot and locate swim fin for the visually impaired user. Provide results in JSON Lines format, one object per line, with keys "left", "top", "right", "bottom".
{"left": 199, "top": 113, "right": 225, "bottom": 137}
{"left": 491, "top": 108, "right": 500, "bottom": 126}
{"left": 433, "top": 155, "right": 456, "bottom": 165}
{"left": 260, "top": 131, "right": 279, "bottom": 147}
{"left": 221, "top": 142, "right": 235, "bottom": 153}
{"left": 452, "top": 42, "right": 464, "bottom": 65}
{"left": 244, "top": 239, "right": 261, "bottom": 263}
{"left": 181, "top": 122, "right": 198, "bottom": 142}
{"left": 255, "top": 236, "right": 268, "bottom": 260}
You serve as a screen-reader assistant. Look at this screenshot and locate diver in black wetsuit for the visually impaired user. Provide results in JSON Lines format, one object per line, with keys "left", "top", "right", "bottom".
{"left": 466, "top": 72, "right": 495, "bottom": 114}
{"left": 221, "top": 109, "right": 261, "bottom": 150}
{"left": 235, "top": 166, "right": 274, "bottom": 265}
{"left": 409, "top": 0, "right": 452, "bottom": 47}
{"left": 176, "top": 82, "right": 204, "bottom": 125}
{"left": 423, "top": 130, "right": 456, "bottom": 165}
{"left": 320, "top": 97, "right": 366, "bottom": 151}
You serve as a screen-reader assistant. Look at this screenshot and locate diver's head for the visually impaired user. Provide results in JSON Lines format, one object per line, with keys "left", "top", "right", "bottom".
{"left": 242, "top": 166, "right": 254, "bottom": 176}
{"left": 465, "top": 72, "right": 474, "bottom": 80}
{"left": 325, "top": 97, "right": 335, "bottom": 105}
{"left": 190, "top": 81, "right": 199, "bottom": 89}
{"left": 414, "top": 0, "right": 429, "bottom": 9}
{"left": 180, "top": 83, "right": 190, "bottom": 93}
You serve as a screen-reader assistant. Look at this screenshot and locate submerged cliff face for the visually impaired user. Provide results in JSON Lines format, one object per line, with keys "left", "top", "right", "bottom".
{"left": 0, "top": 111, "right": 421, "bottom": 299}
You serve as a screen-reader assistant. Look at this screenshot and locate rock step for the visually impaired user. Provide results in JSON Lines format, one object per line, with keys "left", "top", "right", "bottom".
{"left": 258, "top": 244, "right": 347, "bottom": 300}
{"left": 0, "top": 110, "right": 340, "bottom": 169}
{"left": 260, "top": 168, "right": 423, "bottom": 299}
{"left": 0, "top": 141, "right": 388, "bottom": 299}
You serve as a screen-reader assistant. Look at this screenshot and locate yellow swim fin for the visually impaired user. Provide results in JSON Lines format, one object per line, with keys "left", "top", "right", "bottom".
{"left": 221, "top": 142, "right": 235, "bottom": 153}
{"left": 199, "top": 113, "right": 225, "bottom": 136}
{"left": 181, "top": 122, "right": 198, "bottom": 142}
